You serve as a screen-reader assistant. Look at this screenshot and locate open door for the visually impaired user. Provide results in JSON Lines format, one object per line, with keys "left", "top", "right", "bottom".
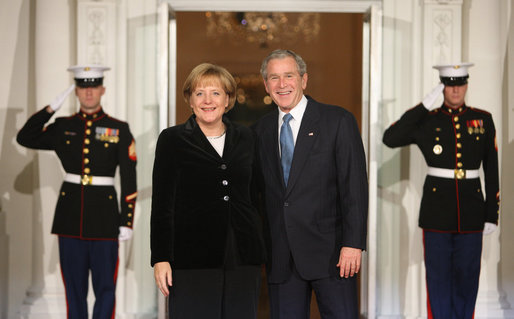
{"left": 158, "top": 2, "right": 382, "bottom": 319}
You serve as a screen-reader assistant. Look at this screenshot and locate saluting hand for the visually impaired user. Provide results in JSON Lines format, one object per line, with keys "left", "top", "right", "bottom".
{"left": 154, "top": 262, "right": 173, "bottom": 296}
{"left": 48, "top": 84, "right": 76, "bottom": 112}
{"left": 422, "top": 83, "right": 445, "bottom": 111}
{"left": 337, "top": 247, "right": 362, "bottom": 278}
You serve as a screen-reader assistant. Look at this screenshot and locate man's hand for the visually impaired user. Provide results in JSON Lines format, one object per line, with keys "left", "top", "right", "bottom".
{"left": 49, "top": 84, "right": 76, "bottom": 112}
{"left": 118, "top": 226, "right": 133, "bottom": 241}
{"left": 483, "top": 222, "right": 497, "bottom": 235}
{"left": 337, "top": 247, "right": 362, "bottom": 278}
{"left": 422, "top": 83, "right": 444, "bottom": 111}
{"left": 154, "top": 262, "right": 173, "bottom": 296}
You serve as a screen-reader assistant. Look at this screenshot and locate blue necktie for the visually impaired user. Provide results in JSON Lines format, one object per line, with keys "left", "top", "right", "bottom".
{"left": 280, "top": 113, "right": 294, "bottom": 185}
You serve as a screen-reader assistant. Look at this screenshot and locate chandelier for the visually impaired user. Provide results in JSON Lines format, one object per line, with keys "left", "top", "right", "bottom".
{"left": 205, "top": 12, "right": 321, "bottom": 47}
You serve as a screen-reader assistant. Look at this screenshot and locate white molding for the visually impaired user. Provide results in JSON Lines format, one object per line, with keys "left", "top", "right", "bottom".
{"left": 165, "top": 0, "right": 380, "bottom": 12}
{"left": 77, "top": 0, "right": 117, "bottom": 114}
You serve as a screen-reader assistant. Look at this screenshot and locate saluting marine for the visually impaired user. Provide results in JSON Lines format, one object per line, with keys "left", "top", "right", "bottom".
{"left": 17, "top": 65, "right": 137, "bottom": 319}
{"left": 383, "top": 63, "right": 499, "bottom": 319}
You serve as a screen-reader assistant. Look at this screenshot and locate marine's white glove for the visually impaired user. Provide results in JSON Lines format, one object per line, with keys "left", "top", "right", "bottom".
{"left": 422, "top": 83, "right": 444, "bottom": 111}
{"left": 483, "top": 222, "right": 497, "bottom": 235}
{"left": 118, "top": 226, "right": 133, "bottom": 241}
{"left": 49, "top": 84, "right": 76, "bottom": 112}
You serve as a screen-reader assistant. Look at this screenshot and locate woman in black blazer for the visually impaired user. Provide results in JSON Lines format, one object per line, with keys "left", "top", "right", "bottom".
{"left": 151, "top": 63, "right": 265, "bottom": 319}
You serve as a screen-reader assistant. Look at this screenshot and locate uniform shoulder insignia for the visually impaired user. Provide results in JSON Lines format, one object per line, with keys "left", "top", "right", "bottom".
{"left": 468, "top": 106, "right": 491, "bottom": 115}
{"left": 128, "top": 139, "right": 137, "bottom": 161}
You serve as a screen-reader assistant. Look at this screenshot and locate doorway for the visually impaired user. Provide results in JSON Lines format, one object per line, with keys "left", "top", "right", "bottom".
{"left": 158, "top": 1, "right": 382, "bottom": 318}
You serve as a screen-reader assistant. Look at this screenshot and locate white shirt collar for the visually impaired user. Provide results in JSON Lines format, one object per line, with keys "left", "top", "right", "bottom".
{"left": 278, "top": 95, "right": 308, "bottom": 125}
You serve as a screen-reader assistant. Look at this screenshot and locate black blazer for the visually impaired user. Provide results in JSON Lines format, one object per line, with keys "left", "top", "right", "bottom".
{"left": 150, "top": 115, "right": 265, "bottom": 269}
{"left": 253, "top": 97, "right": 368, "bottom": 283}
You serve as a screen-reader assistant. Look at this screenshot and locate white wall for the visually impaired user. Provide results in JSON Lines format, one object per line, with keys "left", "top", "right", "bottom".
{"left": 0, "top": 0, "right": 36, "bottom": 317}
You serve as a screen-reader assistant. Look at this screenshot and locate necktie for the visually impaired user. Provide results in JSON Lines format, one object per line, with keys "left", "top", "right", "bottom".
{"left": 280, "top": 113, "right": 294, "bottom": 185}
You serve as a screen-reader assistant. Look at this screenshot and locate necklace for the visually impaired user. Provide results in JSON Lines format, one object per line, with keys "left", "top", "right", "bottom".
{"left": 207, "top": 131, "right": 226, "bottom": 140}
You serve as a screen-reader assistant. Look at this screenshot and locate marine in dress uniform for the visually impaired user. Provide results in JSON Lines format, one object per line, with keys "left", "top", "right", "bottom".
{"left": 383, "top": 63, "right": 500, "bottom": 319}
{"left": 16, "top": 65, "right": 137, "bottom": 319}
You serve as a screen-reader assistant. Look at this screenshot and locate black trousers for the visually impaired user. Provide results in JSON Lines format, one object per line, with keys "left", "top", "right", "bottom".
{"left": 268, "top": 262, "right": 358, "bottom": 319}
{"left": 169, "top": 265, "right": 261, "bottom": 319}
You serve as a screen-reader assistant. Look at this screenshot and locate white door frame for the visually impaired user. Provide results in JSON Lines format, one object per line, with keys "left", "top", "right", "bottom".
{"left": 158, "top": 1, "right": 382, "bottom": 318}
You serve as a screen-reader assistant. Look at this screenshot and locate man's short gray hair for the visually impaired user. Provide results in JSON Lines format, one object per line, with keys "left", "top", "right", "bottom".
{"left": 260, "top": 49, "right": 307, "bottom": 80}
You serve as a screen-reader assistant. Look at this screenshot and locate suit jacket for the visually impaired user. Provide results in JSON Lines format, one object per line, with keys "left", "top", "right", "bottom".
{"left": 16, "top": 107, "right": 137, "bottom": 239}
{"left": 253, "top": 96, "right": 368, "bottom": 283}
{"left": 383, "top": 103, "right": 499, "bottom": 232}
{"left": 150, "top": 115, "right": 265, "bottom": 269}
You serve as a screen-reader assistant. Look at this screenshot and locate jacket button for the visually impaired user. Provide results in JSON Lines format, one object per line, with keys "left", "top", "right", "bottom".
{"left": 223, "top": 196, "right": 229, "bottom": 201}
{"left": 220, "top": 164, "right": 227, "bottom": 170}
{"left": 222, "top": 180, "right": 228, "bottom": 186}
{"left": 284, "top": 202, "right": 289, "bottom": 207}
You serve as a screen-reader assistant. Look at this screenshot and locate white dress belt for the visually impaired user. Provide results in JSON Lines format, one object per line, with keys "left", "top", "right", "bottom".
{"left": 64, "top": 173, "right": 115, "bottom": 186}
{"left": 427, "top": 167, "right": 480, "bottom": 179}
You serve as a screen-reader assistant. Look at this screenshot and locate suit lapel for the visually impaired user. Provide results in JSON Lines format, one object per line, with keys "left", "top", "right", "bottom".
{"left": 262, "top": 109, "right": 286, "bottom": 189}
{"left": 185, "top": 115, "right": 224, "bottom": 161}
{"left": 285, "top": 101, "right": 320, "bottom": 195}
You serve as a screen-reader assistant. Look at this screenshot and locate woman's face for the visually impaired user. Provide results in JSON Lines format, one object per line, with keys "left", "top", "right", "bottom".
{"left": 190, "top": 79, "right": 229, "bottom": 128}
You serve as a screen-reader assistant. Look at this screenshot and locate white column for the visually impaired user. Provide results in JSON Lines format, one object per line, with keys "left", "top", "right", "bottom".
{"left": 464, "top": 0, "right": 512, "bottom": 317}
{"left": 18, "top": 0, "right": 73, "bottom": 318}
{"left": 77, "top": 0, "right": 119, "bottom": 117}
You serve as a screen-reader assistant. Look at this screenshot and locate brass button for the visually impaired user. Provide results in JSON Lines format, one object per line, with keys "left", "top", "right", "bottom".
{"left": 104, "top": 143, "right": 109, "bottom": 148}
{"left": 435, "top": 137, "right": 440, "bottom": 141}
{"left": 128, "top": 213, "right": 132, "bottom": 217}
{"left": 455, "top": 123, "right": 461, "bottom": 129}
{"left": 476, "top": 136, "right": 480, "bottom": 140}
{"left": 93, "top": 114, "right": 98, "bottom": 118}
{"left": 432, "top": 188, "right": 437, "bottom": 192}
{"left": 477, "top": 189, "right": 481, "bottom": 192}
{"left": 454, "top": 116, "right": 459, "bottom": 122}
{"left": 456, "top": 133, "right": 461, "bottom": 139}
{"left": 457, "top": 162, "right": 463, "bottom": 168}
{"left": 87, "top": 121, "right": 92, "bottom": 127}
{"left": 109, "top": 195, "right": 113, "bottom": 199}
{"left": 61, "top": 192, "right": 66, "bottom": 196}
{"left": 457, "top": 143, "right": 462, "bottom": 148}
{"left": 457, "top": 153, "right": 462, "bottom": 158}
{"left": 128, "top": 204, "right": 134, "bottom": 208}
{"left": 86, "top": 129, "right": 91, "bottom": 135}
{"left": 66, "top": 140, "right": 70, "bottom": 145}
{"left": 127, "top": 222, "right": 132, "bottom": 226}
{"left": 84, "top": 167, "right": 90, "bottom": 174}
{"left": 82, "top": 113, "right": 87, "bottom": 118}
{"left": 84, "top": 158, "right": 89, "bottom": 164}
{"left": 83, "top": 148, "right": 89, "bottom": 154}
{"left": 85, "top": 138, "right": 90, "bottom": 144}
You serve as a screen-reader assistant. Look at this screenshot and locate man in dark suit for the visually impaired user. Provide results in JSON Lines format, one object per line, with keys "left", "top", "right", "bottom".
{"left": 17, "top": 65, "right": 137, "bottom": 319}
{"left": 383, "top": 63, "right": 499, "bottom": 318}
{"left": 253, "top": 49, "right": 368, "bottom": 319}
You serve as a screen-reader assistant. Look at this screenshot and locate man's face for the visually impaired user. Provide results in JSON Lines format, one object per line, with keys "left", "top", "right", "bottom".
{"left": 443, "top": 84, "right": 467, "bottom": 109}
{"left": 75, "top": 85, "right": 105, "bottom": 114}
{"left": 263, "top": 57, "right": 308, "bottom": 113}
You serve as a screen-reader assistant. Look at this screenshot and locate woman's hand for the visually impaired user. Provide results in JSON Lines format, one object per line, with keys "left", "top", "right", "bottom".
{"left": 154, "top": 262, "right": 173, "bottom": 296}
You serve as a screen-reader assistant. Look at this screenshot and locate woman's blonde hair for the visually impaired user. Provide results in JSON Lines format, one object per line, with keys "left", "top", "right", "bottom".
{"left": 183, "top": 63, "right": 237, "bottom": 111}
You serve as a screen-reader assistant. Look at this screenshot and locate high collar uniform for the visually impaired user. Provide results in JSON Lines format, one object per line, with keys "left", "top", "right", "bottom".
{"left": 17, "top": 107, "right": 137, "bottom": 239}
{"left": 383, "top": 103, "right": 499, "bottom": 232}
